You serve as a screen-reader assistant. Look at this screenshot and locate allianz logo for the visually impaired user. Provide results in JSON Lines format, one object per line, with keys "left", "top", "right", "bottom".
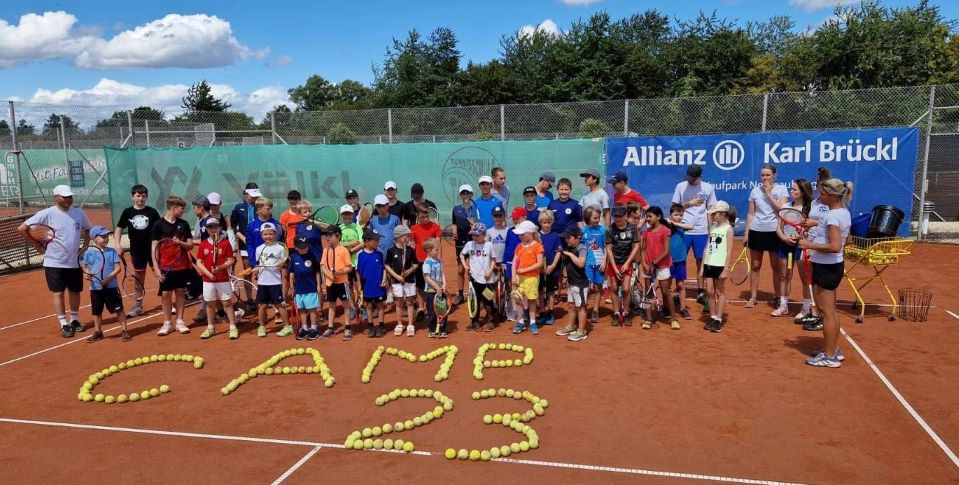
{"left": 621, "top": 140, "right": 745, "bottom": 171}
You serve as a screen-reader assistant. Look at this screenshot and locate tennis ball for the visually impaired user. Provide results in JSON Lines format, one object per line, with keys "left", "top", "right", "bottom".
{"left": 371, "top": 426, "right": 382, "bottom": 437}
{"left": 282, "top": 367, "right": 291, "bottom": 375}
{"left": 500, "top": 445, "right": 511, "bottom": 457}
{"left": 361, "top": 428, "right": 373, "bottom": 438}
{"left": 81, "top": 394, "right": 93, "bottom": 402}
{"left": 483, "top": 415, "right": 493, "bottom": 424}
{"left": 324, "top": 379, "right": 334, "bottom": 388}
{"left": 363, "top": 438, "right": 374, "bottom": 450}
{"left": 129, "top": 393, "right": 140, "bottom": 402}
{"left": 139, "top": 391, "right": 151, "bottom": 400}
{"left": 480, "top": 450, "right": 491, "bottom": 461}
{"left": 400, "top": 389, "right": 410, "bottom": 398}
{"left": 133, "top": 358, "right": 143, "bottom": 366}
{"left": 104, "top": 395, "right": 115, "bottom": 404}
{"left": 117, "top": 394, "right": 128, "bottom": 404}
{"left": 432, "top": 409, "right": 443, "bottom": 419}
{"left": 108, "top": 365, "right": 118, "bottom": 373}
{"left": 373, "top": 439, "right": 383, "bottom": 450}
{"left": 402, "top": 441, "right": 414, "bottom": 453}
{"left": 173, "top": 354, "right": 182, "bottom": 362}
{"left": 89, "top": 376, "right": 100, "bottom": 386}
{"left": 126, "top": 359, "right": 135, "bottom": 367}
{"left": 382, "top": 423, "right": 393, "bottom": 434}
{"left": 493, "top": 414, "right": 503, "bottom": 424}
{"left": 194, "top": 360, "right": 204, "bottom": 369}
{"left": 383, "top": 439, "right": 394, "bottom": 450}
{"left": 94, "top": 393, "right": 105, "bottom": 402}
{"left": 445, "top": 448, "right": 457, "bottom": 460}
{"left": 412, "top": 417, "right": 423, "bottom": 427}
{"left": 528, "top": 438, "right": 539, "bottom": 449}
{"left": 393, "top": 439, "right": 405, "bottom": 451}
{"left": 221, "top": 388, "right": 229, "bottom": 396}
{"left": 419, "top": 355, "right": 427, "bottom": 362}
{"left": 469, "top": 449, "right": 481, "bottom": 461}
{"left": 394, "top": 422, "right": 404, "bottom": 432}
{"left": 520, "top": 441, "right": 530, "bottom": 452}
{"left": 533, "top": 404, "right": 545, "bottom": 416}
{"left": 404, "top": 420, "right": 414, "bottom": 430}
{"left": 510, "top": 443, "right": 521, "bottom": 453}
{"left": 375, "top": 396, "right": 385, "bottom": 406}
{"left": 352, "top": 440, "right": 363, "bottom": 450}
{"left": 157, "top": 355, "right": 166, "bottom": 362}
{"left": 512, "top": 413, "right": 521, "bottom": 420}
{"left": 539, "top": 399, "right": 549, "bottom": 409}
{"left": 471, "top": 391, "right": 481, "bottom": 400}
{"left": 149, "top": 388, "right": 160, "bottom": 397}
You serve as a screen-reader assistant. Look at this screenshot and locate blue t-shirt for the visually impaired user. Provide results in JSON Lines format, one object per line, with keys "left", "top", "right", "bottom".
{"left": 289, "top": 251, "right": 320, "bottom": 295}
{"left": 503, "top": 228, "right": 521, "bottom": 279}
{"left": 357, "top": 249, "right": 387, "bottom": 298}
{"left": 581, "top": 224, "right": 607, "bottom": 266}
{"left": 369, "top": 214, "right": 401, "bottom": 256}
{"left": 525, "top": 207, "right": 541, "bottom": 228}
{"left": 535, "top": 191, "right": 553, "bottom": 210}
{"left": 82, "top": 247, "right": 121, "bottom": 290}
{"left": 474, "top": 196, "right": 503, "bottom": 229}
{"left": 451, "top": 204, "right": 480, "bottom": 246}
{"left": 247, "top": 217, "right": 282, "bottom": 267}
{"left": 421, "top": 257, "right": 444, "bottom": 293}
{"left": 548, "top": 198, "right": 583, "bottom": 235}
{"left": 540, "top": 231, "right": 562, "bottom": 271}
{"left": 669, "top": 226, "right": 686, "bottom": 263}
{"left": 295, "top": 224, "right": 323, "bottom": 261}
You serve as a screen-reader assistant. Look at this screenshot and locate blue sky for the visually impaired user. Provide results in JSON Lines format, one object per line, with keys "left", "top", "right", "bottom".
{"left": 1, "top": 0, "right": 955, "bottom": 117}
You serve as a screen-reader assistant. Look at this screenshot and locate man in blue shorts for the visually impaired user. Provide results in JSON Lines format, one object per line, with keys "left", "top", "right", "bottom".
{"left": 671, "top": 165, "right": 716, "bottom": 305}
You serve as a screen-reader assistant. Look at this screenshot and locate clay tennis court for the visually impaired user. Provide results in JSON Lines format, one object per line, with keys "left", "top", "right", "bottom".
{"left": 1, "top": 239, "right": 957, "bottom": 484}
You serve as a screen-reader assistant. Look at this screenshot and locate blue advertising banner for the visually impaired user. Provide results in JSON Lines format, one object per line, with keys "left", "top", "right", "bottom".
{"left": 605, "top": 127, "right": 919, "bottom": 236}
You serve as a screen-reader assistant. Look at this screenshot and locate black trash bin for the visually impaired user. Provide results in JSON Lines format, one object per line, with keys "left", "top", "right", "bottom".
{"left": 867, "top": 205, "right": 905, "bottom": 238}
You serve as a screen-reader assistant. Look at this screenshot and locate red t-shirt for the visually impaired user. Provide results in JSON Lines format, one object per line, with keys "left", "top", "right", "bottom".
{"left": 642, "top": 224, "right": 671, "bottom": 269}
{"left": 197, "top": 237, "right": 233, "bottom": 283}
{"left": 411, "top": 222, "right": 442, "bottom": 262}
{"left": 614, "top": 189, "right": 648, "bottom": 208}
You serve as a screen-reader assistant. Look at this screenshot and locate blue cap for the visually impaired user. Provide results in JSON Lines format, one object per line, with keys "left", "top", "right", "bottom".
{"left": 469, "top": 222, "right": 488, "bottom": 235}
{"left": 608, "top": 171, "right": 627, "bottom": 184}
{"left": 89, "top": 225, "right": 110, "bottom": 238}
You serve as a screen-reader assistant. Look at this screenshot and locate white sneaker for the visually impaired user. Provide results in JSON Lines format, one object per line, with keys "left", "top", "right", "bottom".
{"left": 406, "top": 324, "right": 415, "bottom": 336}
{"left": 175, "top": 321, "right": 191, "bottom": 334}
{"left": 234, "top": 308, "right": 246, "bottom": 319}
{"left": 394, "top": 323, "right": 404, "bottom": 336}
{"left": 771, "top": 305, "right": 789, "bottom": 317}
{"left": 157, "top": 322, "right": 174, "bottom": 336}
{"left": 126, "top": 304, "right": 143, "bottom": 318}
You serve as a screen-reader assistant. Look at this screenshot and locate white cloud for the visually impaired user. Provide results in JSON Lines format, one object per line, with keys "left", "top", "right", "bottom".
{"left": 789, "top": 0, "right": 858, "bottom": 12}
{"left": 0, "top": 11, "right": 263, "bottom": 69}
{"left": 268, "top": 54, "right": 294, "bottom": 67}
{"left": 25, "top": 78, "right": 293, "bottom": 123}
{"left": 519, "top": 19, "right": 561, "bottom": 38}
{"left": 558, "top": 0, "right": 602, "bottom": 5}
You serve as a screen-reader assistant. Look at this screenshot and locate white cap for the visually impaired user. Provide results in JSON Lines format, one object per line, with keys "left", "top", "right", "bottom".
{"left": 53, "top": 185, "right": 74, "bottom": 197}
{"left": 246, "top": 188, "right": 263, "bottom": 197}
{"left": 384, "top": 181, "right": 397, "bottom": 190}
{"left": 339, "top": 204, "right": 354, "bottom": 214}
{"left": 458, "top": 184, "right": 473, "bottom": 194}
{"left": 707, "top": 200, "right": 731, "bottom": 214}
{"left": 478, "top": 175, "right": 493, "bottom": 184}
{"left": 207, "top": 192, "right": 222, "bottom": 205}
{"left": 260, "top": 222, "right": 277, "bottom": 232}
{"left": 373, "top": 194, "right": 389, "bottom": 206}
{"left": 513, "top": 220, "right": 538, "bottom": 235}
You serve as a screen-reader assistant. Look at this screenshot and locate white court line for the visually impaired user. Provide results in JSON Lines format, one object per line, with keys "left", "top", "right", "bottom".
{"left": 0, "top": 417, "right": 805, "bottom": 484}
{"left": 842, "top": 328, "right": 959, "bottom": 469}
{"left": 0, "top": 286, "right": 158, "bottom": 331}
{"left": 271, "top": 446, "right": 322, "bottom": 485}
{"left": 0, "top": 301, "right": 198, "bottom": 369}
{"left": 946, "top": 310, "right": 959, "bottom": 320}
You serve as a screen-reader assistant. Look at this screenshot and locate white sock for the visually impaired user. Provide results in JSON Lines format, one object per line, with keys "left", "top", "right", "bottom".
{"left": 57, "top": 315, "right": 68, "bottom": 326}
{"left": 780, "top": 296, "right": 789, "bottom": 308}
{"left": 69, "top": 312, "right": 78, "bottom": 322}
{"left": 802, "top": 299, "right": 812, "bottom": 313}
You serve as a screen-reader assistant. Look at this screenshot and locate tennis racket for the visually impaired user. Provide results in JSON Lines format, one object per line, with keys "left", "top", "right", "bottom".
{"left": 231, "top": 273, "right": 257, "bottom": 310}
{"left": 494, "top": 273, "right": 505, "bottom": 317}
{"left": 463, "top": 200, "right": 479, "bottom": 226}
{"left": 295, "top": 205, "right": 339, "bottom": 229}
{"left": 119, "top": 257, "right": 144, "bottom": 302}
{"left": 26, "top": 223, "right": 56, "bottom": 251}
{"left": 729, "top": 247, "right": 750, "bottom": 286}
{"left": 427, "top": 206, "right": 440, "bottom": 225}
{"left": 79, "top": 245, "right": 106, "bottom": 286}
{"left": 257, "top": 242, "right": 289, "bottom": 270}
{"left": 288, "top": 270, "right": 300, "bottom": 327}
{"left": 615, "top": 266, "right": 625, "bottom": 326}
{"left": 357, "top": 203, "right": 374, "bottom": 227}
{"left": 433, "top": 292, "right": 452, "bottom": 332}
{"left": 155, "top": 238, "right": 186, "bottom": 282}
{"left": 467, "top": 279, "right": 478, "bottom": 319}
{"left": 778, "top": 207, "right": 807, "bottom": 271}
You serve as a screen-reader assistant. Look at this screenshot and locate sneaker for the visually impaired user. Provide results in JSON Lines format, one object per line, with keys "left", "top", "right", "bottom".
{"left": 482, "top": 322, "right": 495, "bottom": 332}
{"left": 623, "top": 313, "right": 633, "bottom": 326}
{"left": 394, "top": 323, "right": 404, "bottom": 336}
{"left": 512, "top": 320, "right": 526, "bottom": 334}
{"left": 306, "top": 328, "right": 319, "bottom": 340}
{"left": 428, "top": 331, "right": 437, "bottom": 338}
{"left": 466, "top": 321, "right": 479, "bottom": 331}
{"left": 406, "top": 324, "right": 415, "bottom": 336}
{"left": 438, "top": 332, "right": 448, "bottom": 338}
{"left": 200, "top": 327, "right": 215, "bottom": 339}
{"left": 175, "top": 322, "right": 191, "bottom": 334}
{"left": 744, "top": 297, "right": 758, "bottom": 309}
{"left": 641, "top": 320, "right": 652, "bottom": 330}
{"left": 800, "top": 313, "right": 821, "bottom": 325}
{"left": 245, "top": 301, "right": 258, "bottom": 313}
{"left": 126, "top": 303, "right": 143, "bottom": 318}
{"left": 60, "top": 325, "right": 75, "bottom": 338}
{"left": 367, "top": 326, "right": 377, "bottom": 338}
{"left": 530, "top": 322, "right": 539, "bottom": 335}
{"left": 704, "top": 319, "right": 716, "bottom": 332}
{"left": 611, "top": 313, "right": 621, "bottom": 327}
{"left": 567, "top": 330, "right": 588, "bottom": 342}
{"left": 296, "top": 328, "right": 308, "bottom": 340}
{"left": 121, "top": 331, "right": 132, "bottom": 341}
{"left": 696, "top": 291, "right": 706, "bottom": 305}
{"left": 234, "top": 308, "right": 246, "bottom": 320}
{"left": 802, "top": 317, "right": 824, "bottom": 332}
{"left": 229, "top": 327, "right": 240, "bottom": 340}
{"left": 556, "top": 325, "right": 576, "bottom": 336}
{"left": 771, "top": 305, "right": 789, "bottom": 317}
{"left": 670, "top": 320, "right": 681, "bottom": 330}
{"left": 257, "top": 325, "right": 267, "bottom": 337}
{"left": 590, "top": 310, "right": 600, "bottom": 323}
{"left": 193, "top": 311, "right": 207, "bottom": 323}
{"left": 70, "top": 320, "right": 85, "bottom": 333}
{"left": 86, "top": 330, "right": 104, "bottom": 343}
{"left": 277, "top": 325, "right": 294, "bottom": 337}
{"left": 710, "top": 318, "right": 725, "bottom": 333}
{"left": 805, "top": 352, "right": 841, "bottom": 368}
{"left": 794, "top": 312, "right": 808, "bottom": 325}
{"left": 809, "top": 348, "right": 846, "bottom": 361}
{"left": 156, "top": 322, "right": 174, "bottom": 336}
{"left": 320, "top": 327, "right": 335, "bottom": 339}
{"left": 679, "top": 308, "right": 692, "bottom": 320}
{"left": 375, "top": 325, "right": 388, "bottom": 338}
{"left": 343, "top": 328, "right": 353, "bottom": 341}
{"left": 361, "top": 309, "right": 369, "bottom": 321}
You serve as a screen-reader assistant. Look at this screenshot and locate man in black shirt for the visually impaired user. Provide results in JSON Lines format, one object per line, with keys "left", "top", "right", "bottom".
{"left": 152, "top": 195, "right": 194, "bottom": 336}
{"left": 402, "top": 183, "right": 437, "bottom": 226}
{"left": 114, "top": 184, "right": 161, "bottom": 316}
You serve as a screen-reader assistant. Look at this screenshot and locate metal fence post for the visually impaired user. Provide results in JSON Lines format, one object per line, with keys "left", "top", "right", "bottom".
{"left": 761, "top": 92, "right": 769, "bottom": 132}
{"left": 917, "top": 85, "right": 936, "bottom": 241}
{"left": 500, "top": 104, "right": 505, "bottom": 141}
{"left": 59, "top": 115, "right": 69, "bottom": 179}
{"left": 387, "top": 109, "right": 393, "bottom": 144}
{"left": 8, "top": 101, "right": 24, "bottom": 213}
{"left": 270, "top": 111, "right": 277, "bottom": 145}
{"left": 145, "top": 120, "right": 151, "bottom": 147}
{"left": 127, "top": 111, "right": 135, "bottom": 147}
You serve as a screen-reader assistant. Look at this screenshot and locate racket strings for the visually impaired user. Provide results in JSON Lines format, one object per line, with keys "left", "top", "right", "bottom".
{"left": 29, "top": 225, "right": 55, "bottom": 242}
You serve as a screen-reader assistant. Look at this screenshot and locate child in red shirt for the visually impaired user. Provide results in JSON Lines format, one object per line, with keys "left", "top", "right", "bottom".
{"left": 194, "top": 217, "right": 239, "bottom": 339}
{"left": 410, "top": 205, "right": 441, "bottom": 320}
{"left": 641, "top": 206, "right": 679, "bottom": 330}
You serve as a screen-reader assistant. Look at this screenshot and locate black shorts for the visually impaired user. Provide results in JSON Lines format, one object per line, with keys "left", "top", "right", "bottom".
{"left": 747, "top": 230, "right": 780, "bottom": 253}
{"left": 364, "top": 295, "right": 386, "bottom": 304}
{"left": 414, "top": 267, "right": 426, "bottom": 291}
{"left": 91, "top": 287, "right": 123, "bottom": 316}
{"left": 539, "top": 271, "right": 559, "bottom": 293}
{"left": 45, "top": 267, "right": 83, "bottom": 293}
{"left": 256, "top": 284, "right": 284, "bottom": 305}
{"left": 702, "top": 264, "right": 724, "bottom": 279}
{"left": 812, "top": 262, "right": 845, "bottom": 291}
{"left": 327, "top": 283, "right": 349, "bottom": 302}
{"left": 129, "top": 249, "right": 153, "bottom": 270}
{"left": 159, "top": 269, "right": 192, "bottom": 292}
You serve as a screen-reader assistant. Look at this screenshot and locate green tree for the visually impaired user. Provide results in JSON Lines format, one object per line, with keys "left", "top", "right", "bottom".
{"left": 42, "top": 114, "right": 82, "bottom": 137}
{"left": 17, "top": 119, "right": 35, "bottom": 136}
{"left": 288, "top": 74, "right": 336, "bottom": 111}
{"left": 327, "top": 123, "right": 357, "bottom": 144}
{"left": 0, "top": 119, "right": 9, "bottom": 138}
{"left": 181, "top": 80, "right": 231, "bottom": 112}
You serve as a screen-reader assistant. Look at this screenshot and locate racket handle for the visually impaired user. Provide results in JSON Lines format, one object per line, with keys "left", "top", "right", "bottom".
{"left": 787, "top": 253, "right": 793, "bottom": 270}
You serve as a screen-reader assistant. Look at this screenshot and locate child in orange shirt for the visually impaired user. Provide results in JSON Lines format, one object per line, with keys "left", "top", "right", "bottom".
{"left": 410, "top": 205, "right": 442, "bottom": 320}
{"left": 511, "top": 220, "right": 544, "bottom": 335}
{"left": 320, "top": 225, "right": 354, "bottom": 341}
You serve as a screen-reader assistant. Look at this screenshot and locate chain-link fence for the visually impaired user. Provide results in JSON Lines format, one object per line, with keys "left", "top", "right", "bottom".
{"left": 3, "top": 84, "right": 958, "bottom": 242}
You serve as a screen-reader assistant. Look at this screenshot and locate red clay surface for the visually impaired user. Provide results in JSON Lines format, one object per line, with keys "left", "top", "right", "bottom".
{"left": 1, "top": 241, "right": 958, "bottom": 484}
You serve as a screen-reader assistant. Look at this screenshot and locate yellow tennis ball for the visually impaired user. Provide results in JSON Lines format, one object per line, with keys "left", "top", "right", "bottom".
{"left": 352, "top": 440, "right": 363, "bottom": 450}
{"left": 94, "top": 394, "right": 105, "bottom": 402}
{"left": 482, "top": 415, "right": 493, "bottom": 424}
{"left": 80, "top": 394, "right": 93, "bottom": 402}
{"left": 221, "top": 388, "right": 229, "bottom": 395}
{"left": 404, "top": 420, "right": 414, "bottom": 429}
{"left": 412, "top": 417, "right": 423, "bottom": 427}
{"left": 490, "top": 447, "right": 501, "bottom": 459}
{"left": 371, "top": 426, "right": 382, "bottom": 437}
{"left": 382, "top": 423, "right": 393, "bottom": 434}
{"left": 108, "top": 365, "right": 118, "bottom": 373}
{"left": 149, "top": 388, "right": 160, "bottom": 397}
{"left": 324, "top": 379, "right": 334, "bottom": 388}
{"left": 126, "top": 360, "right": 135, "bottom": 367}
{"left": 394, "top": 422, "right": 404, "bottom": 432}
{"left": 469, "top": 449, "right": 481, "bottom": 461}
{"left": 510, "top": 442, "right": 520, "bottom": 453}
{"left": 444, "top": 448, "right": 457, "bottom": 459}
{"left": 432, "top": 409, "right": 443, "bottom": 419}
{"left": 492, "top": 414, "right": 503, "bottom": 424}
{"left": 129, "top": 393, "right": 140, "bottom": 402}
{"left": 361, "top": 428, "right": 373, "bottom": 438}
{"left": 104, "top": 395, "right": 115, "bottom": 404}
{"left": 117, "top": 394, "right": 128, "bottom": 403}
{"left": 383, "top": 438, "right": 394, "bottom": 450}
{"left": 373, "top": 439, "right": 383, "bottom": 450}
{"left": 471, "top": 391, "right": 481, "bottom": 400}
{"left": 363, "top": 438, "right": 374, "bottom": 449}
{"left": 500, "top": 445, "right": 511, "bottom": 457}
{"left": 480, "top": 450, "right": 491, "bottom": 461}
{"left": 402, "top": 441, "right": 414, "bottom": 453}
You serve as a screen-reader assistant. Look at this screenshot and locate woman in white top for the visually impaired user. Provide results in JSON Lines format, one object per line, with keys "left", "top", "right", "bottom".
{"left": 743, "top": 164, "right": 788, "bottom": 308}
{"left": 798, "top": 178, "right": 853, "bottom": 368}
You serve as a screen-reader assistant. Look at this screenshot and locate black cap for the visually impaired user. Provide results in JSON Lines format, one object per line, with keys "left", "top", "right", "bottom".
{"left": 287, "top": 190, "right": 301, "bottom": 200}
{"left": 562, "top": 226, "right": 582, "bottom": 238}
{"left": 492, "top": 206, "right": 505, "bottom": 216}
{"left": 345, "top": 189, "right": 359, "bottom": 198}
{"left": 686, "top": 165, "right": 703, "bottom": 178}
{"left": 294, "top": 237, "right": 310, "bottom": 248}
{"left": 410, "top": 183, "right": 424, "bottom": 197}
{"left": 611, "top": 205, "right": 627, "bottom": 217}
{"left": 523, "top": 186, "right": 536, "bottom": 195}
{"left": 244, "top": 182, "right": 259, "bottom": 190}
{"left": 363, "top": 229, "right": 381, "bottom": 241}
{"left": 325, "top": 225, "right": 341, "bottom": 235}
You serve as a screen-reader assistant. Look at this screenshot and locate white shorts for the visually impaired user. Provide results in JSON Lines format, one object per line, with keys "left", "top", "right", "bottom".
{"left": 567, "top": 285, "right": 589, "bottom": 307}
{"left": 391, "top": 282, "right": 417, "bottom": 298}
{"left": 203, "top": 281, "right": 234, "bottom": 302}
{"left": 653, "top": 266, "right": 671, "bottom": 281}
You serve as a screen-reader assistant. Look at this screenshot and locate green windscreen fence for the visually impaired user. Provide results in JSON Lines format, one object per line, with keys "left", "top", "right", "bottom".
{"left": 2, "top": 149, "right": 110, "bottom": 206}
{"left": 105, "top": 140, "right": 604, "bottom": 225}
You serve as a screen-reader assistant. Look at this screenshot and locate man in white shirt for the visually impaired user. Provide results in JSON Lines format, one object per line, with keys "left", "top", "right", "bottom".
{"left": 491, "top": 167, "right": 510, "bottom": 207}
{"left": 671, "top": 165, "right": 717, "bottom": 305}
{"left": 18, "top": 185, "right": 93, "bottom": 338}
